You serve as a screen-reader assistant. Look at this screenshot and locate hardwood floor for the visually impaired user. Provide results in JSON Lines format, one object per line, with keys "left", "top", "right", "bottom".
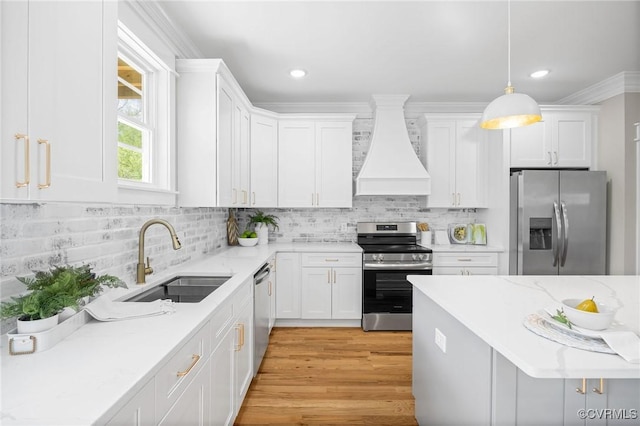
{"left": 235, "top": 327, "right": 417, "bottom": 426}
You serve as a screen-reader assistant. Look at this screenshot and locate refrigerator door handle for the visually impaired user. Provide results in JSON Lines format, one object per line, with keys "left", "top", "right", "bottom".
{"left": 560, "top": 201, "right": 569, "bottom": 267}
{"left": 553, "top": 201, "right": 562, "bottom": 267}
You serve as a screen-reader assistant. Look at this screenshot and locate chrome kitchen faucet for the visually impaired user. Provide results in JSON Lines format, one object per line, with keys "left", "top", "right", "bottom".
{"left": 137, "top": 219, "right": 182, "bottom": 284}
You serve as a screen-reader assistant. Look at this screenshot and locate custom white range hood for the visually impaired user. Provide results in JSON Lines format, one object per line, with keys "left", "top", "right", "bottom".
{"left": 355, "top": 95, "right": 431, "bottom": 196}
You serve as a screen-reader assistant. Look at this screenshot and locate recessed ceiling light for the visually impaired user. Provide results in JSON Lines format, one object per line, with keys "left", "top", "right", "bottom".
{"left": 289, "top": 69, "right": 307, "bottom": 78}
{"left": 530, "top": 69, "right": 550, "bottom": 79}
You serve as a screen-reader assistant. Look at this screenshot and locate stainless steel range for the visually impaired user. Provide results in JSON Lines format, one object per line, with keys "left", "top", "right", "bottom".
{"left": 357, "top": 222, "right": 433, "bottom": 331}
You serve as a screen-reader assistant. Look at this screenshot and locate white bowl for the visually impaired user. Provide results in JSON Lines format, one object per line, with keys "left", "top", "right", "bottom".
{"left": 561, "top": 298, "right": 616, "bottom": 330}
{"left": 237, "top": 237, "right": 258, "bottom": 247}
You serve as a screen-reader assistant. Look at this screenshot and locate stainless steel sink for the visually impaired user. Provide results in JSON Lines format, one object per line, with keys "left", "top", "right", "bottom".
{"left": 123, "top": 275, "right": 231, "bottom": 303}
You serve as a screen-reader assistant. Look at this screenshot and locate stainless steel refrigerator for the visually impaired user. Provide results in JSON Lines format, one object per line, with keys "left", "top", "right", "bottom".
{"left": 509, "top": 170, "right": 607, "bottom": 275}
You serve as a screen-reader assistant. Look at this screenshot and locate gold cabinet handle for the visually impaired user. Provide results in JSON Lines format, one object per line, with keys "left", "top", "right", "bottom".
{"left": 333, "top": 270, "right": 336, "bottom": 284}
{"left": 37, "top": 139, "right": 51, "bottom": 189}
{"left": 15, "top": 133, "right": 30, "bottom": 187}
{"left": 547, "top": 151, "right": 552, "bottom": 165}
{"left": 592, "top": 378, "right": 604, "bottom": 394}
{"left": 553, "top": 151, "right": 558, "bottom": 165}
{"left": 576, "top": 378, "right": 587, "bottom": 394}
{"left": 242, "top": 190, "right": 247, "bottom": 204}
{"left": 327, "top": 270, "right": 331, "bottom": 283}
{"left": 235, "top": 323, "right": 245, "bottom": 351}
{"left": 176, "top": 354, "right": 201, "bottom": 377}
{"left": 457, "top": 193, "right": 461, "bottom": 206}
{"left": 252, "top": 191, "right": 256, "bottom": 205}
{"left": 268, "top": 280, "right": 272, "bottom": 296}
{"left": 311, "top": 193, "right": 315, "bottom": 206}
{"left": 451, "top": 193, "right": 455, "bottom": 206}
{"left": 232, "top": 188, "right": 237, "bottom": 204}
{"left": 316, "top": 193, "right": 320, "bottom": 206}
{"left": 457, "top": 258, "right": 473, "bottom": 262}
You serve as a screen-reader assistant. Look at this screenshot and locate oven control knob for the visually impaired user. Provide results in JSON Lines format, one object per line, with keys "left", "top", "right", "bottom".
{"left": 377, "top": 254, "right": 384, "bottom": 262}
{"left": 417, "top": 254, "right": 425, "bottom": 261}
{"left": 412, "top": 254, "right": 418, "bottom": 261}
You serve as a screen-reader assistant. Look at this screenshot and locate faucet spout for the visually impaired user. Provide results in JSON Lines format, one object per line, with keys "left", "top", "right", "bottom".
{"left": 137, "top": 219, "right": 182, "bottom": 284}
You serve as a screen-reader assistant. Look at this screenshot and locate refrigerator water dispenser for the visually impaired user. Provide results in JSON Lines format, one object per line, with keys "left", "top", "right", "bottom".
{"left": 529, "top": 218, "right": 552, "bottom": 250}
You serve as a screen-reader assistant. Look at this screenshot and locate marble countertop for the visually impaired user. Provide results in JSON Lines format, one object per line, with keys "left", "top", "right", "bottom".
{"left": 0, "top": 242, "right": 361, "bottom": 425}
{"left": 409, "top": 275, "right": 640, "bottom": 379}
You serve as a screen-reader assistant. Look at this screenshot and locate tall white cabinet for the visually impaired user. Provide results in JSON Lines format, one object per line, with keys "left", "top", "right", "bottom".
{"left": 1, "top": 0, "right": 117, "bottom": 203}
{"left": 419, "top": 114, "right": 489, "bottom": 208}
{"left": 250, "top": 113, "right": 279, "bottom": 207}
{"left": 278, "top": 118, "right": 355, "bottom": 208}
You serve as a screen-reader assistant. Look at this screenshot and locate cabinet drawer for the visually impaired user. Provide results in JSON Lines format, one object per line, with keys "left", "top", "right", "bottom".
{"left": 433, "top": 252, "right": 498, "bottom": 267}
{"left": 301, "top": 252, "right": 362, "bottom": 268}
{"left": 433, "top": 266, "right": 498, "bottom": 275}
{"left": 156, "top": 323, "right": 210, "bottom": 419}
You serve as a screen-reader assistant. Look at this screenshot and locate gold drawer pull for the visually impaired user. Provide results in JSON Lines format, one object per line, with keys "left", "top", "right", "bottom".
{"left": 592, "top": 378, "right": 604, "bottom": 394}
{"left": 176, "top": 354, "right": 201, "bottom": 377}
{"left": 457, "top": 258, "right": 473, "bottom": 262}
{"left": 576, "top": 378, "right": 587, "bottom": 394}
{"left": 15, "top": 133, "right": 30, "bottom": 187}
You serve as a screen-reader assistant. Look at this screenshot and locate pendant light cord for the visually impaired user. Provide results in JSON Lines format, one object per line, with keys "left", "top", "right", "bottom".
{"left": 507, "top": 0, "right": 512, "bottom": 88}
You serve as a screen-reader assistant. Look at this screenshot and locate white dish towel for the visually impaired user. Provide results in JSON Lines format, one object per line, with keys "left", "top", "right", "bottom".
{"left": 84, "top": 296, "right": 175, "bottom": 321}
{"left": 599, "top": 332, "right": 640, "bottom": 364}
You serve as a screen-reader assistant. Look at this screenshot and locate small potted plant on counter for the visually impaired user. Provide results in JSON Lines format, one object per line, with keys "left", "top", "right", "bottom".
{"left": 0, "top": 265, "right": 125, "bottom": 333}
{"left": 247, "top": 210, "right": 279, "bottom": 245}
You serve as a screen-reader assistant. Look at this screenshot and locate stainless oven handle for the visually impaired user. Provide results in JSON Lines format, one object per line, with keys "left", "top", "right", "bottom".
{"left": 364, "top": 262, "right": 433, "bottom": 270}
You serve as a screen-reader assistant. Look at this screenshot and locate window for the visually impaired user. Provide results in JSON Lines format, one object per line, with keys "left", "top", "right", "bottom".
{"left": 117, "top": 22, "right": 173, "bottom": 196}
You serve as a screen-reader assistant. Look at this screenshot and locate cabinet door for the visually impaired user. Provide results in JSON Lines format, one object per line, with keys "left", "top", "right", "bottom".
{"left": 0, "top": 0, "right": 29, "bottom": 200}
{"left": 301, "top": 267, "right": 332, "bottom": 319}
{"left": 234, "top": 104, "right": 251, "bottom": 206}
{"left": 275, "top": 253, "right": 301, "bottom": 319}
{"left": 552, "top": 112, "right": 592, "bottom": 167}
{"left": 426, "top": 120, "right": 456, "bottom": 207}
{"left": 278, "top": 121, "right": 315, "bottom": 207}
{"left": 105, "top": 378, "right": 155, "bottom": 426}
{"left": 217, "top": 75, "right": 235, "bottom": 206}
{"left": 268, "top": 256, "right": 277, "bottom": 331}
{"left": 510, "top": 119, "right": 551, "bottom": 167}
{"left": 455, "top": 120, "right": 487, "bottom": 208}
{"left": 315, "top": 121, "right": 353, "bottom": 207}
{"left": 158, "top": 359, "right": 211, "bottom": 426}
{"left": 211, "top": 325, "right": 235, "bottom": 426}
{"left": 331, "top": 267, "right": 362, "bottom": 319}
{"left": 234, "top": 299, "right": 254, "bottom": 415}
{"left": 250, "top": 114, "right": 278, "bottom": 207}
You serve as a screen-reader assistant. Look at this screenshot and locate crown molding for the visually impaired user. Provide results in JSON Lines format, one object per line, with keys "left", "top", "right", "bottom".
{"left": 557, "top": 71, "right": 640, "bottom": 105}
{"left": 126, "top": 0, "right": 203, "bottom": 59}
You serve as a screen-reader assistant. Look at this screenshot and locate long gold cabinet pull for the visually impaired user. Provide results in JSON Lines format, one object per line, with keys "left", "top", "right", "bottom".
{"left": 235, "top": 323, "right": 245, "bottom": 351}
{"left": 232, "top": 188, "right": 237, "bottom": 204}
{"left": 176, "top": 354, "right": 201, "bottom": 377}
{"left": 37, "top": 139, "right": 51, "bottom": 189}
{"left": 576, "top": 378, "right": 587, "bottom": 394}
{"left": 592, "top": 378, "right": 604, "bottom": 394}
{"left": 14, "top": 133, "right": 30, "bottom": 187}
{"left": 242, "top": 190, "right": 247, "bottom": 204}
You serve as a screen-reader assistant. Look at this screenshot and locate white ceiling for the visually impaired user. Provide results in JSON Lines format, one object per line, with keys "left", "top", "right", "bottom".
{"left": 157, "top": 1, "right": 640, "bottom": 105}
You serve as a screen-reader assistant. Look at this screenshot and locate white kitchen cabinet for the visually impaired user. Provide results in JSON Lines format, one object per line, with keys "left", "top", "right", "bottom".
{"left": 234, "top": 296, "right": 254, "bottom": 416}
{"left": 1, "top": 0, "right": 117, "bottom": 203}
{"left": 510, "top": 109, "right": 596, "bottom": 168}
{"left": 158, "top": 358, "right": 211, "bottom": 426}
{"left": 267, "top": 255, "right": 277, "bottom": 332}
{"left": 176, "top": 59, "right": 252, "bottom": 207}
{"left": 210, "top": 324, "right": 235, "bottom": 426}
{"left": 419, "top": 115, "right": 488, "bottom": 208}
{"left": 278, "top": 118, "right": 355, "bottom": 208}
{"left": 105, "top": 378, "right": 155, "bottom": 426}
{"left": 250, "top": 113, "right": 279, "bottom": 207}
{"left": 300, "top": 253, "right": 362, "bottom": 320}
{"left": 432, "top": 252, "right": 498, "bottom": 275}
{"left": 275, "top": 252, "right": 302, "bottom": 319}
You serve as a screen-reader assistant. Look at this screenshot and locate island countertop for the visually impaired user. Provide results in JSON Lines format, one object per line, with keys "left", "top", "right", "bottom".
{"left": 408, "top": 275, "right": 640, "bottom": 379}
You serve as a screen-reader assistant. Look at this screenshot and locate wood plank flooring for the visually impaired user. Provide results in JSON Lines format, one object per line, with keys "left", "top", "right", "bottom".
{"left": 234, "top": 327, "right": 417, "bottom": 426}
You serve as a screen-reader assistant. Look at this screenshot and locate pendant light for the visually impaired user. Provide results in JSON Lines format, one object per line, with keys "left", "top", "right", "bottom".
{"left": 480, "top": 0, "right": 541, "bottom": 130}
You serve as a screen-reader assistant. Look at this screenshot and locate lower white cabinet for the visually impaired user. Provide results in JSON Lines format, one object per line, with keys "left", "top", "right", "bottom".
{"left": 234, "top": 296, "right": 254, "bottom": 415}
{"left": 267, "top": 255, "right": 277, "bottom": 332}
{"left": 433, "top": 252, "right": 498, "bottom": 275}
{"left": 158, "top": 358, "right": 211, "bottom": 426}
{"left": 300, "top": 253, "right": 362, "bottom": 320}
{"left": 275, "top": 252, "right": 302, "bottom": 319}
{"left": 210, "top": 323, "right": 235, "bottom": 426}
{"left": 105, "top": 378, "right": 156, "bottom": 426}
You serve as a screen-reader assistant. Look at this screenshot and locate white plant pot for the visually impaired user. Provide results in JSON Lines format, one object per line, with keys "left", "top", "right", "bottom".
{"left": 16, "top": 314, "right": 59, "bottom": 334}
{"left": 256, "top": 223, "right": 269, "bottom": 245}
{"left": 420, "top": 231, "right": 432, "bottom": 247}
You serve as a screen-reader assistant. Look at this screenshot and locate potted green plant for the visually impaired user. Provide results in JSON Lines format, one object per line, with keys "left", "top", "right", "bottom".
{"left": 0, "top": 265, "right": 125, "bottom": 333}
{"left": 247, "top": 210, "right": 279, "bottom": 245}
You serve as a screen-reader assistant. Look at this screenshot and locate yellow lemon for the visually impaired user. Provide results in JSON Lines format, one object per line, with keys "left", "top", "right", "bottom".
{"left": 575, "top": 297, "right": 598, "bottom": 313}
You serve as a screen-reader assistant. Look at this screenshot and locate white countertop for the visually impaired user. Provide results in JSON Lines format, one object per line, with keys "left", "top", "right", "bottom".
{"left": 409, "top": 275, "right": 640, "bottom": 379}
{"left": 0, "top": 242, "right": 361, "bottom": 425}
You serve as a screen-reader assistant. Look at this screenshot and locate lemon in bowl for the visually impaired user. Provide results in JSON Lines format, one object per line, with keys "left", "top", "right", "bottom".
{"left": 561, "top": 297, "right": 616, "bottom": 330}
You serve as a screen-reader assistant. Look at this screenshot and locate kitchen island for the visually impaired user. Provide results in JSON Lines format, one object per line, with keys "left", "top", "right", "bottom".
{"left": 409, "top": 275, "right": 640, "bottom": 426}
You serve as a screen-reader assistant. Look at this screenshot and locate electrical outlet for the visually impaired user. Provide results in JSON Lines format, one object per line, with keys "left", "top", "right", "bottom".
{"left": 435, "top": 328, "right": 447, "bottom": 353}
{"left": 340, "top": 223, "right": 348, "bottom": 232}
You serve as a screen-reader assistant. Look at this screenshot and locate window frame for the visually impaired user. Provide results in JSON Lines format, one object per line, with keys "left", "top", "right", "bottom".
{"left": 116, "top": 21, "right": 176, "bottom": 204}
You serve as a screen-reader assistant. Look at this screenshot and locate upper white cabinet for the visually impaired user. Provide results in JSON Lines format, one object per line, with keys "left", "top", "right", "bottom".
{"left": 176, "top": 59, "right": 253, "bottom": 208}
{"left": 1, "top": 0, "right": 117, "bottom": 203}
{"left": 419, "top": 115, "right": 488, "bottom": 208}
{"left": 510, "top": 109, "right": 596, "bottom": 168}
{"left": 278, "top": 118, "right": 355, "bottom": 208}
{"left": 250, "top": 113, "right": 279, "bottom": 207}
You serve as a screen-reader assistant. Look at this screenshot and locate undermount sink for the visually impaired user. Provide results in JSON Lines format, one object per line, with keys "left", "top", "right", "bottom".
{"left": 123, "top": 275, "right": 231, "bottom": 303}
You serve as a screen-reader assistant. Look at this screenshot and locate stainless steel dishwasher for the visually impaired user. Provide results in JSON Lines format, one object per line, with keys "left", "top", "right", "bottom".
{"left": 253, "top": 262, "right": 271, "bottom": 374}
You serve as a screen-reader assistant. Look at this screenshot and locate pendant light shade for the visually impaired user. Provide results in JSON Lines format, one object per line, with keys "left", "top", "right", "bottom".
{"left": 480, "top": 86, "right": 542, "bottom": 129}
{"left": 480, "top": 0, "right": 542, "bottom": 130}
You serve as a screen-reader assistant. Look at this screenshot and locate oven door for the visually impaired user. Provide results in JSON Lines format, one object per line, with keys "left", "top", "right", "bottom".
{"left": 362, "top": 266, "right": 432, "bottom": 331}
